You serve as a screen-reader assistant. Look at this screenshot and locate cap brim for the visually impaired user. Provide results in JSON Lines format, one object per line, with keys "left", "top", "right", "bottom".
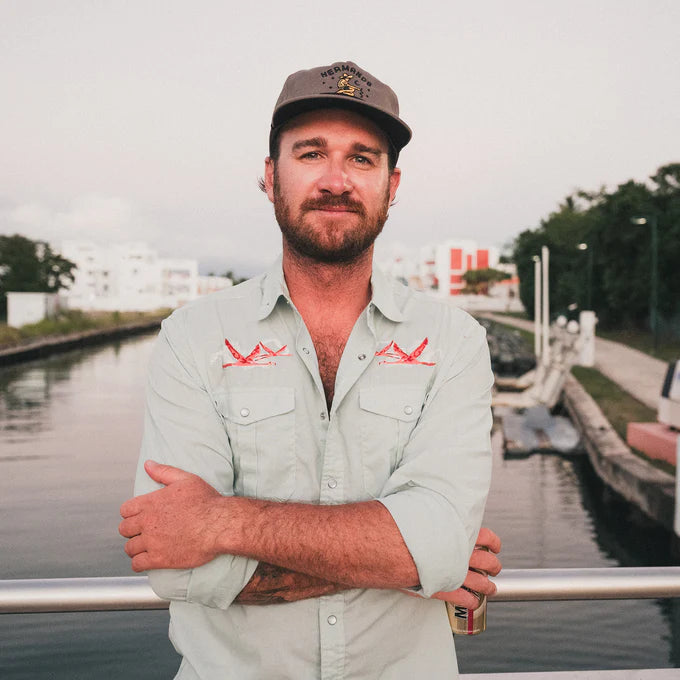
{"left": 271, "top": 95, "right": 412, "bottom": 152}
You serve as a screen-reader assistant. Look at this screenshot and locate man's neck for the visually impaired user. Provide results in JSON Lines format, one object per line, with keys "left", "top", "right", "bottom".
{"left": 282, "top": 246, "right": 373, "bottom": 323}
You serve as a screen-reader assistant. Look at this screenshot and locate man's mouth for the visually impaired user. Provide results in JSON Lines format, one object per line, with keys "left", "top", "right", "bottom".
{"left": 302, "top": 200, "right": 364, "bottom": 215}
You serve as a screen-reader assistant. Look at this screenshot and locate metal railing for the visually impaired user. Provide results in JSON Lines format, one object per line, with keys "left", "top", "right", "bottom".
{"left": 2, "top": 567, "right": 680, "bottom": 614}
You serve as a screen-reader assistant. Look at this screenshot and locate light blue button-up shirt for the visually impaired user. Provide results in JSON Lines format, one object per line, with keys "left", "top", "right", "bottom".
{"left": 134, "top": 259, "right": 493, "bottom": 679}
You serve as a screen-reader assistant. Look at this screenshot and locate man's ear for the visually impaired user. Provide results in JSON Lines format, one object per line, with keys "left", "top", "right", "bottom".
{"left": 388, "top": 167, "right": 401, "bottom": 204}
{"left": 264, "top": 157, "right": 275, "bottom": 203}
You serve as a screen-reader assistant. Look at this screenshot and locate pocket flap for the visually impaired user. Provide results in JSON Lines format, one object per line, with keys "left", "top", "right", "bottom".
{"left": 359, "top": 386, "right": 424, "bottom": 422}
{"left": 218, "top": 388, "right": 295, "bottom": 425}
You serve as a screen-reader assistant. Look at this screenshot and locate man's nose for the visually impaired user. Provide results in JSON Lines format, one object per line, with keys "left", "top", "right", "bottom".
{"left": 317, "top": 159, "right": 352, "bottom": 195}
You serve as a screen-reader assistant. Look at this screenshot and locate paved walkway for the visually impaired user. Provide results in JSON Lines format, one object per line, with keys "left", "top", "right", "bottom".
{"left": 481, "top": 313, "right": 668, "bottom": 411}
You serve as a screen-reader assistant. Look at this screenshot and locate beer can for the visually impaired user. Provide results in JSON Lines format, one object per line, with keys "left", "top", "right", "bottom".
{"left": 447, "top": 545, "right": 489, "bottom": 635}
{"left": 446, "top": 596, "right": 487, "bottom": 635}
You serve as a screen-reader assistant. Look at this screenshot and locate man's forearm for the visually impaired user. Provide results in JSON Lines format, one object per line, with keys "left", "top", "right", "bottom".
{"left": 219, "top": 496, "right": 420, "bottom": 590}
{"left": 120, "top": 462, "right": 420, "bottom": 589}
{"left": 234, "top": 562, "right": 349, "bottom": 604}
{"left": 120, "top": 463, "right": 502, "bottom": 605}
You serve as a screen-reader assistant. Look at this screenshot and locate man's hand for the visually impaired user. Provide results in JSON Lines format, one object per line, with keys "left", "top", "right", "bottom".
{"left": 119, "top": 461, "right": 225, "bottom": 572}
{"left": 429, "top": 527, "right": 502, "bottom": 609}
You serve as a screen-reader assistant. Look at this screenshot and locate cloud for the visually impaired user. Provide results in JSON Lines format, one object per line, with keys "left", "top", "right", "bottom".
{"left": 1, "top": 195, "right": 161, "bottom": 250}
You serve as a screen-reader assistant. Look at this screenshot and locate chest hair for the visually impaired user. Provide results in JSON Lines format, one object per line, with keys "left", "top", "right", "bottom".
{"left": 308, "top": 325, "right": 352, "bottom": 410}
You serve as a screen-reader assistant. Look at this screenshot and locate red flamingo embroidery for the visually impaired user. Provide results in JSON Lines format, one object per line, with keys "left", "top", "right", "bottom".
{"left": 375, "top": 338, "right": 435, "bottom": 366}
{"left": 222, "top": 339, "right": 290, "bottom": 368}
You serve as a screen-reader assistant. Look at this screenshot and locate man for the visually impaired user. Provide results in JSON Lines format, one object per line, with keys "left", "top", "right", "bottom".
{"left": 119, "top": 60, "right": 501, "bottom": 679}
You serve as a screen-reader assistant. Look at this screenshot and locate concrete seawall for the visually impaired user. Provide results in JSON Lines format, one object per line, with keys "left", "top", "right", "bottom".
{"left": 562, "top": 374, "right": 676, "bottom": 533}
{"left": 0, "top": 320, "right": 162, "bottom": 366}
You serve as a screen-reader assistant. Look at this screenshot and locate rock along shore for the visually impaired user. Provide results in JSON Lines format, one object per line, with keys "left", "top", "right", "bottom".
{"left": 562, "top": 373, "right": 676, "bottom": 533}
{"left": 0, "top": 319, "right": 162, "bottom": 367}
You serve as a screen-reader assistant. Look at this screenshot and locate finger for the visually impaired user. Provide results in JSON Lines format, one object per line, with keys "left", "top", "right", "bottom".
{"left": 144, "top": 460, "right": 194, "bottom": 486}
{"left": 461, "top": 570, "right": 497, "bottom": 597}
{"left": 469, "top": 549, "right": 502, "bottom": 576}
{"left": 475, "top": 527, "right": 501, "bottom": 554}
{"left": 118, "top": 516, "right": 142, "bottom": 538}
{"left": 431, "top": 587, "right": 480, "bottom": 609}
{"left": 120, "top": 497, "right": 141, "bottom": 518}
{"left": 131, "top": 552, "right": 152, "bottom": 573}
{"left": 124, "top": 535, "right": 146, "bottom": 558}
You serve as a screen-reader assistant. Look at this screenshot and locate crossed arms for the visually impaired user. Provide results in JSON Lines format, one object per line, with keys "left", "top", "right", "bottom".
{"left": 119, "top": 460, "right": 501, "bottom": 608}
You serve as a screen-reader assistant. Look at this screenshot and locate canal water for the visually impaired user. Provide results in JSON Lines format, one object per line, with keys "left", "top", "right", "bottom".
{"left": 1, "top": 332, "right": 678, "bottom": 678}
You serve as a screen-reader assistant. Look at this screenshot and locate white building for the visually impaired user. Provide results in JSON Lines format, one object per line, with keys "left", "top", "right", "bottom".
{"left": 379, "top": 239, "right": 522, "bottom": 312}
{"left": 59, "top": 241, "right": 229, "bottom": 312}
{"left": 6, "top": 292, "right": 61, "bottom": 328}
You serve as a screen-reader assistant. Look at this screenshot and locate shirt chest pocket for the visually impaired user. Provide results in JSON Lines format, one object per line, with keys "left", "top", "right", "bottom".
{"left": 216, "top": 387, "right": 296, "bottom": 501}
{"left": 358, "top": 386, "right": 424, "bottom": 498}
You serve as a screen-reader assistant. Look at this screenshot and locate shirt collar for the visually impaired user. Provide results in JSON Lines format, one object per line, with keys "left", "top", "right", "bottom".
{"left": 257, "top": 256, "right": 406, "bottom": 323}
{"left": 257, "top": 256, "right": 289, "bottom": 321}
{"left": 370, "top": 265, "right": 405, "bottom": 322}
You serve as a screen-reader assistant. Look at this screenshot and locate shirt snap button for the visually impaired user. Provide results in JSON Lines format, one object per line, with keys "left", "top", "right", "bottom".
{"left": 302, "top": 347, "right": 310, "bottom": 355}
{"left": 327, "top": 615, "right": 337, "bottom": 625}
{"left": 357, "top": 353, "right": 366, "bottom": 361}
{"left": 403, "top": 405, "right": 413, "bottom": 415}
{"left": 320, "top": 412, "right": 326, "bottom": 420}
{"left": 327, "top": 478, "right": 337, "bottom": 489}
{"left": 240, "top": 408, "right": 250, "bottom": 418}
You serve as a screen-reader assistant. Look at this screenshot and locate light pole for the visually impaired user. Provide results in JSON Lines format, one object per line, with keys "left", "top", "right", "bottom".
{"left": 631, "top": 216, "right": 659, "bottom": 352}
{"left": 533, "top": 255, "right": 541, "bottom": 359}
{"left": 577, "top": 242, "right": 593, "bottom": 310}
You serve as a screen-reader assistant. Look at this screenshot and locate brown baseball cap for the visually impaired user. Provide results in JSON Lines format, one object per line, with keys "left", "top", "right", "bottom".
{"left": 270, "top": 60, "right": 412, "bottom": 154}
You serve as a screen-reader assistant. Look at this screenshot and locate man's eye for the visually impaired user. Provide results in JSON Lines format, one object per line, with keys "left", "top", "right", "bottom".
{"left": 301, "top": 151, "right": 321, "bottom": 160}
{"left": 353, "top": 155, "right": 372, "bottom": 165}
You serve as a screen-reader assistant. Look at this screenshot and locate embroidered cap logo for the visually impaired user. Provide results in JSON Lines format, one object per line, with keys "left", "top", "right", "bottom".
{"left": 336, "top": 72, "right": 363, "bottom": 98}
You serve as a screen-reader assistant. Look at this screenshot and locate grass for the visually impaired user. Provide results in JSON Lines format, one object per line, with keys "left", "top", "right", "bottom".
{"left": 571, "top": 365, "right": 673, "bottom": 475}
{"left": 570, "top": 365, "right": 656, "bottom": 440}
{"left": 596, "top": 327, "right": 679, "bottom": 363}
{"left": 0, "top": 309, "right": 170, "bottom": 350}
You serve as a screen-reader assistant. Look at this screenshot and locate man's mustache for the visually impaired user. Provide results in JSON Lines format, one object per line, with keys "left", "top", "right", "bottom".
{"left": 300, "top": 197, "right": 366, "bottom": 215}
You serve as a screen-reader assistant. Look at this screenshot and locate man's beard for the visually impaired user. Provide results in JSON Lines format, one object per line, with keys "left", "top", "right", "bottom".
{"left": 273, "top": 175, "right": 390, "bottom": 264}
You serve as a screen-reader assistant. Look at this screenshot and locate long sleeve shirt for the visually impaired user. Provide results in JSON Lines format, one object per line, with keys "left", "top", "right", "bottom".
{"left": 134, "top": 258, "right": 494, "bottom": 680}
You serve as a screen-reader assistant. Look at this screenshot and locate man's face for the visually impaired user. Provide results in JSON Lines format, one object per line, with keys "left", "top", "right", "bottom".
{"left": 264, "top": 108, "right": 401, "bottom": 264}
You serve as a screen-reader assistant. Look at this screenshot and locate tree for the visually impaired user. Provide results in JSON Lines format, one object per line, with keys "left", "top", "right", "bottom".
{"left": 510, "top": 163, "right": 680, "bottom": 335}
{"left": 462, "top": 268, "right": 510, "bottom": 295}
{"left": 221, "top": 270, "right": 248, "bottom": 285}
{"left": 0, "top": 234, "right": 77, "bottom": 318}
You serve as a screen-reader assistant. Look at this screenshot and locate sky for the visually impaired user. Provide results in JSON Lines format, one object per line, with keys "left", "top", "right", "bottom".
{"left": 1, "top": 1, "right": 679, "bottom": 276}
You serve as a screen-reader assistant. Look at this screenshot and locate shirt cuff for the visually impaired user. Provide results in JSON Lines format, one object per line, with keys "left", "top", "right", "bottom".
{"left": 146, "top": 555, "right": 259, "bottom": 610}
{"left": 186, "top": 555, "right": 260, "bottom": 609}
{"left": 378, "top": 487, "right": 471, "bottom": 598}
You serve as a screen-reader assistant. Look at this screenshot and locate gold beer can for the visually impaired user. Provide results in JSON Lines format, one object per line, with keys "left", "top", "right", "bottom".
{"left": 447, "top": 544, "right": 490, "bottom": 635}
{"left": 446, "top": 596, "right": 487, "bottom": 635}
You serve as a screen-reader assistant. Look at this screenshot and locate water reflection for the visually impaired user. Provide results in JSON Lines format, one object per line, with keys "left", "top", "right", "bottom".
{"left": 456, "top": 429, "right": 678, "bottom": 673}
{"left": 0, "top": 333, "right": 157, "bottom": 580}
{"left": 0, "top": 339, "right": 129, "bottom": 442}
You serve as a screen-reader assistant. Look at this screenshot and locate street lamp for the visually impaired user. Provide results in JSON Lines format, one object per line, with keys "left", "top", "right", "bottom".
{"left": 631, "top": 216, "right": 659, "bottom": 352}
{"left": 577, "top": 242, "right": 593, "bottom": 310}
{"left": 532, "top": 255, "right": 541, "bottom": 359}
